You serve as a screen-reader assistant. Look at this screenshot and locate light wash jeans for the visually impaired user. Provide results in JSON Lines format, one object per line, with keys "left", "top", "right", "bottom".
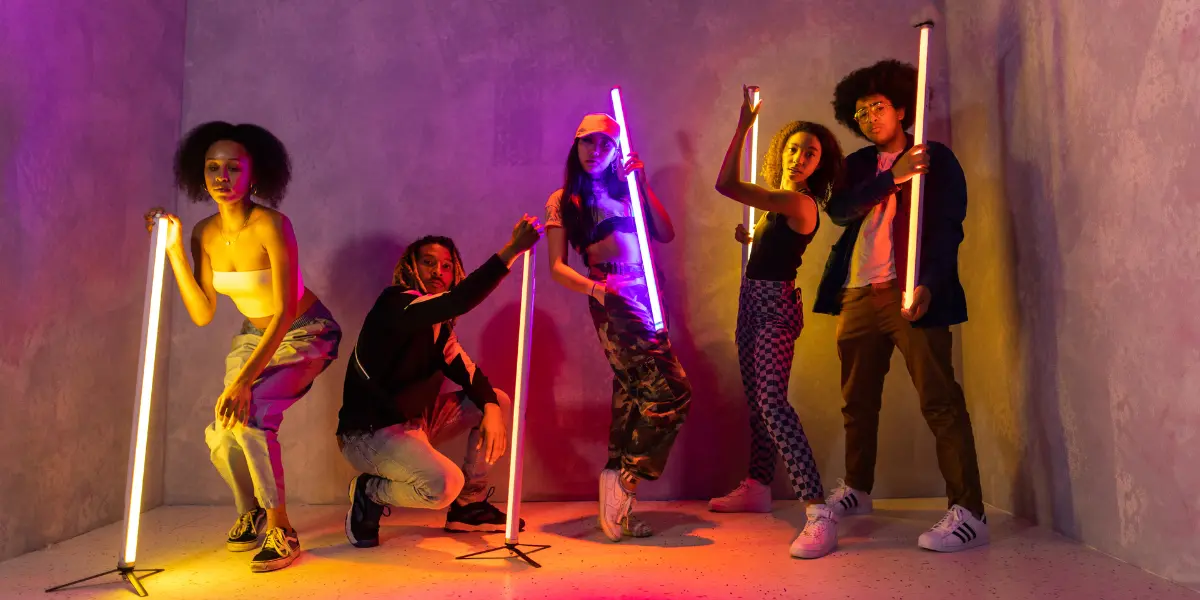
{"left": 204, "top": 301, "right": 341, "bottom": 515}
{"left": 339, "top": 389, "right": 511, "bottom": 509}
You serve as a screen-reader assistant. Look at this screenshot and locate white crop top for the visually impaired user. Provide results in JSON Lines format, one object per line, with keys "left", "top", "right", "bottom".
{"left": 211, "top": 269, "right": 304, "bottom": 319}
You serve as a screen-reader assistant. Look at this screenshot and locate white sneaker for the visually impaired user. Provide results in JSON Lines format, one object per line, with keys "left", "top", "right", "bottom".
{"left": 918, "top": 505, "right": 989, "bottom": 552}
{"left": 826, "top": 479, "right": 873, "bottom": 517}
{"left": 789, "top": 504, "right": 839, "bottom": 559}
{"left": 598, "top": 470, "right": 634, "bottom": 542}
{"left": 709, "top": 478, "right": 773, "bottom": 513}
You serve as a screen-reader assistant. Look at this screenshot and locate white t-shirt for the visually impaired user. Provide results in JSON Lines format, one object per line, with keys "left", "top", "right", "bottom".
{"left": 845, "top": 150, "right": 902, "bottom": 288}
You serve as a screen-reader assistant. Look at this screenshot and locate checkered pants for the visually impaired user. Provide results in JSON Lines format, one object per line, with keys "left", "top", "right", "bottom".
{"left": 735, "top": 277, "right": 824, "bottom": 501}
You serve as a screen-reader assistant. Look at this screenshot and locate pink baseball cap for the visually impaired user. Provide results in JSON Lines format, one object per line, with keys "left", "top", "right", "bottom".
{"left": 575, "top": 113, "right": 621, "bottom": 142}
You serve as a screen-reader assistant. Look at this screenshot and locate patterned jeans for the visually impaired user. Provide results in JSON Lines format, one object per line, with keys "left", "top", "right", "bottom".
{"left": 736, "top": 277, "right": 824, "bottom": 501}
{"left": 587, "top": 262, "right": 692, "bottom": 482}
{"left": 205, "top": 300, "right": 342, "bottom": 515}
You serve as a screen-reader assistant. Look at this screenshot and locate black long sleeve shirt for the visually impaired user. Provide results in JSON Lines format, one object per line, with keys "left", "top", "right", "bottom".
{"left": 336, "top": 254, "right": 511, "bottom": 437}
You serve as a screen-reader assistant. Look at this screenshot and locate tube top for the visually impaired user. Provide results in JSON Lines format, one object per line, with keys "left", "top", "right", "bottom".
{"left": 211, "top": 268, "right": 304, "bottom": 319}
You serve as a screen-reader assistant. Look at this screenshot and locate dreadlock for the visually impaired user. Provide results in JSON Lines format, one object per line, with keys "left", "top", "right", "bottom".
{"left": 392, "top": 235, "right": 468, "bottom": 294}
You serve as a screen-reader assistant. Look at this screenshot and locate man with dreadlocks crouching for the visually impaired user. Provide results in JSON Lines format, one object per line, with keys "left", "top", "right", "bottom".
{"left": 336, "top": 215, "right": 543, "bottom": 548}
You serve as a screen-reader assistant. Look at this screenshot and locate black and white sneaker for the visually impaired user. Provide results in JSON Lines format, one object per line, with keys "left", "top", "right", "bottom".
{"left": 346, "top": 474, "right": 389, "bottom": 548}
{"left": 918, "top": 505, "right": 990, "bottom": 552}
{"left": 226, "top": 507, "right": 266, "bottom": 552}
{"left": 826, "top": 479, "right": 873, "bottom": 517}
{"left": 444, "top": 487, "right": 525, "bottom": 533}
{"left": 250, "top": 527, "right": 301, "bottom": 573}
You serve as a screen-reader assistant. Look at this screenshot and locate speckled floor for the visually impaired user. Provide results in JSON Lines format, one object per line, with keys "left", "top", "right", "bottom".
{"left": 5, "top": 499, "right": 1194, "bottom": 599}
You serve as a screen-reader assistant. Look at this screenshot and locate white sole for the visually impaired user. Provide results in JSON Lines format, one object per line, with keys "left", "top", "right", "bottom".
{"left": 598, "top": 471, "right": 623, "bottom": 542}
{"left": 919, "top": 535, "right": 989, "bottom": 552}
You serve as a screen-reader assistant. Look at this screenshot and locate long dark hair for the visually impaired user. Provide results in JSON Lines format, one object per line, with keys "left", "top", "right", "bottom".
{"left": 761, "top": 121, "right": 845, "bottom": 208}
{"left": 558, "top": 138, "right": 628, "bottom": 255}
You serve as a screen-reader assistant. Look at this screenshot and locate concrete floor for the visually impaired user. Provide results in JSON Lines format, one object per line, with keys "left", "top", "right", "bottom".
{"left": 6, "top": 499, "right": 1195, "bottom": 600}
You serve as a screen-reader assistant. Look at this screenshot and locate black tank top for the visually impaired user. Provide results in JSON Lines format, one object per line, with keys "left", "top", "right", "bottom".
{"left": 745, "top": 211, "right": 818, "bottom": 281}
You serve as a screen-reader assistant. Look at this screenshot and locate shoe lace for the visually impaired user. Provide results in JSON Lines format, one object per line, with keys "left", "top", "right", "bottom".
{"left": 228, "top": 509, "right": 257, "bottom": 538}
{"left": 800, "top": 509, "right": 833, "bottom": 539}
{"left": 261, "top": 528, "right": 292, "bottom": 556}
{"left": 731, "top": 479, "right": 756, "bottom": 496}
{"left": 932, "top": 506, "right": 966, "bottom": 532}
{"left": 827, "top": 478, "right": 852, "bottom": 502}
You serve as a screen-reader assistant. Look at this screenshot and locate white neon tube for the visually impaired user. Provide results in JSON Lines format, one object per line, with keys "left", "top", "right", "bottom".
{"left": 610, "top": 87, "right": 665, "bottom": 332}
{"left": 119, "top": 215, "right": 168, "bottom": 568}
{"left": 744, "top": 87, "right": 761, "bottom": 269}
{"left": 505, "top": 248, "right": 535, "bottom": 544}
{"left": 905, "top": 22, "right": 933, "bottom": 311}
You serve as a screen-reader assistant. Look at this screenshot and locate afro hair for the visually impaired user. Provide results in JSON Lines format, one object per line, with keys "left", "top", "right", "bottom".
{"left": 832, "top": 60, "right": 918, "bottom": 140}
{"left": 173, "top": 121, "right": 292, "bottom": 207}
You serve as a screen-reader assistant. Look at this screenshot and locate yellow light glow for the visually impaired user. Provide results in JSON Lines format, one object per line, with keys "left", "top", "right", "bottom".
{"left": 905, "top": 24, "right": 932, "bottom": 310}
{"left": 505, "top": 249, "right": 534, "bottom": 544}
{"left": 745, "top": 88, "right": 761, "bottom": 266}
{"left": 120, "top": 216, "right": 168, "bottom": 567}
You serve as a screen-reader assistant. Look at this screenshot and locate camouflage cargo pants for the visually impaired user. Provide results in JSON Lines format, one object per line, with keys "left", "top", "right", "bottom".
{"left": 587, "top": 263, "right": 692, "bottom": 481}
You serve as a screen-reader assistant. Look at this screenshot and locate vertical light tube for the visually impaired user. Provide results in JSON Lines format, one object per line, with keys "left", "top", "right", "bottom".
{"left": 744, "top": 86, "right": 761, "bottom": 270}
{"left": 610, "top": 86, "right": 665, "bottom": 332}
{"left": 504, "top": 249, "right": 535, "bottom": 544}
{"left": 905, "top": 22, "right": 933, "bottom": 310}
{"left": 119, "top": 215, "right": 168, "bottom": 568}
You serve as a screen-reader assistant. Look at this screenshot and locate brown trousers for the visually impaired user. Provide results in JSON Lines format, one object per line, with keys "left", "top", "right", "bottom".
{"left": 836, "top": 282, "right": 984, "bottom": 516}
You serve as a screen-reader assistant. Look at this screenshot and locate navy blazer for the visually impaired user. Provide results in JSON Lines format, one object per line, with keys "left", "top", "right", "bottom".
{"left": 813, "top": 136, "right": 968, "bottom": 328}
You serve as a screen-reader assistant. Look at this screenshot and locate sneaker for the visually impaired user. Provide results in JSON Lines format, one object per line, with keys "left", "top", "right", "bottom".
{"left": 789, "top": 504, "right": 839, "bottom": 559}
{"left": 346, "top": 474, "right": 389, "bottom": 548}
{"left": 598, "top": 469, "right": 634, "bottom": 542}
{"left": 226, "top": 507, "right": 266, "bottom": 552}
{"left": 621, "top": 512, "right": 653, "bottom": 538}
{"left": 250, "top": 527, "right": 301, "bottom": 573}
{"left": 709, "top": 478, "right": 773, "bottom": 513}
{"left": 918, "top": 505, "right": 989, "bottom": 552}
{"left": 826, "top": 479, "right": 873, "bottom": 517}
{"left": 444, "top": 487, "right": 525, "bottom": 533}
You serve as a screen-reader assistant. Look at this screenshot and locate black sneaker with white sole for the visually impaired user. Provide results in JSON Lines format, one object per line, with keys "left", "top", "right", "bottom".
{"left": 444, "top": 487, "right": 525, "bottom": 533}
{"left": 250, "top": 527, "right": 301, "bottom": 573}
{"left": 346, "top": 474, "right": 390, "bottom": 548}
{"left": 226, "top": 507, "right": 266, "bottom": 552}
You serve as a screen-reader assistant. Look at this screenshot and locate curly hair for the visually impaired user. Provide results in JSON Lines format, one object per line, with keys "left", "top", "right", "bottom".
{"left": 832, "top": 60, "right": 917, "bottom": 140}
{"left": 761, "top": 121, "right": 845, "bottom": 208}
{"left": 392, "top": 235, "right": 468, "bottom": 295}
{"left": 173, "top": 121, "right": 292, "bottom": 207}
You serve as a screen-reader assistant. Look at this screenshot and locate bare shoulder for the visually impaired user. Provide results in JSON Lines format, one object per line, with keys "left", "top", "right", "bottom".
{"left": 250, "top": 205, "right": 291, "bottom": 233}
{"left": 193, "top": 213, "right": 219, "bottom": 241}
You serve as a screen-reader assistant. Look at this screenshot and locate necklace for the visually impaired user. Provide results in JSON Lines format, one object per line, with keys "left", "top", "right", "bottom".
{"left": 220, "top": 207, "right": 253, "bottom": 246}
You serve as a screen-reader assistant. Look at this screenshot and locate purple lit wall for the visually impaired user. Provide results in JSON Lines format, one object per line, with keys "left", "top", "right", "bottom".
{"left": 162, "top": 0, "right": 942, "bottom": 507}
{"left": 946, "top": 0, "right": 1200, "bottom": 590}
{"left": 0, "top": 0, "right": 186, "bottom": 561}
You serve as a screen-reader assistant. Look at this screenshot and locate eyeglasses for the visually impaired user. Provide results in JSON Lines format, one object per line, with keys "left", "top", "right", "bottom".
{"left": 853, "top": 102, "right": 893, "bottom": 123}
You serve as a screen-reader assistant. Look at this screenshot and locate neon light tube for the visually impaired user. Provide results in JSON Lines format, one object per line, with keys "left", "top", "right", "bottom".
{"left": 505, "top": 249, "right": 535, "bottom": 544}
{"left": 905, "top": 22, "right": 933, "bottom": 311}
{"left": 744, "top": 86, "right": 761, "bottom": 269}
{"left": 119, "top": 215, "right": 168, "bottom": 568}
{"left": 610, "top": 86, "right": 665, "bottom": 332}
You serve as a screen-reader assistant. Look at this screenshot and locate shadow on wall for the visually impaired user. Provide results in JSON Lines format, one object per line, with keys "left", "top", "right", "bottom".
{"left": 991, "top": 2, "right": 1092, "bottom": 540}
{"left": 647, "top": 130, "right": 734, "bottom": 501}
{"left": 475, "top": 302, "right": 573, "bottom": 501}
{"left": 317, "top": 232, "right": 408, "bottom": 486}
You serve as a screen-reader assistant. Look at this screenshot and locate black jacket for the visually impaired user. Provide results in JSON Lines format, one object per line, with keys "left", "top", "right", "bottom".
{"left": 337, "top": 254, "right": 510, "bottom": 436}
{"left": 813, "top": 136, "right": 968, "bottom": 328}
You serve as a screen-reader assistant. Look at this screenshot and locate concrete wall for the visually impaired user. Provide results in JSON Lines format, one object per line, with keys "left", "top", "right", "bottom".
{"left": 164, "top": 0, "right": 943, "bottom": 506}
{"left": 0, "top": 0, "right": 186, "bottom": 561}
{"left": 946, "top": 0, "right": 1200, "bottom": 590}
